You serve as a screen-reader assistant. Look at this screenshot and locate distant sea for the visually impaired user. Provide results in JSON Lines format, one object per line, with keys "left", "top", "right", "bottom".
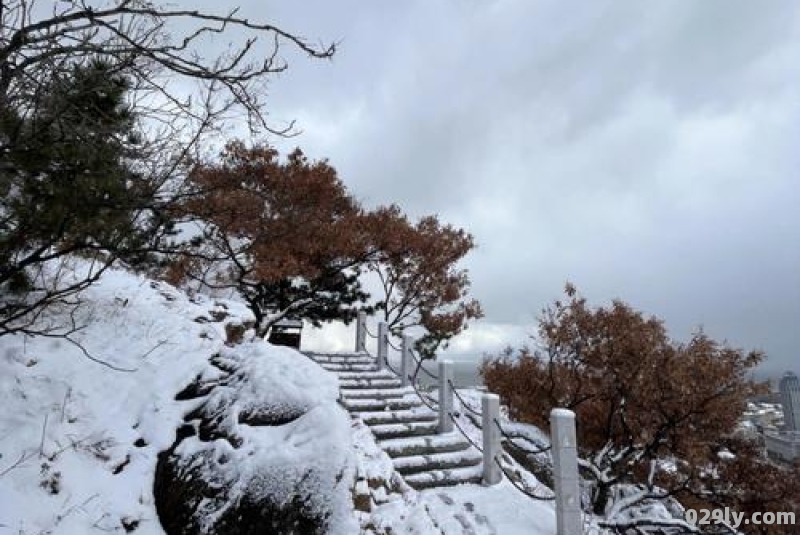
{"left": 389, "top": 355, "right": 486, "bottom": 389}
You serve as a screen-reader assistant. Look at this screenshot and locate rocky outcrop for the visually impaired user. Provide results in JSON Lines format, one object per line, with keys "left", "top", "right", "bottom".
{"left": 154, "top": 344, "right": 355, "bottom": 535}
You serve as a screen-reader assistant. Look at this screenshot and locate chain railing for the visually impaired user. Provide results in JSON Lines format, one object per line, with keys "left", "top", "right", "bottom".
{"left": 448, "top": 411, "right": 483, "bottom": 451}
{"left": 356, "top": 315, "right": 439, "bottom": 403}
{"left": 449, "top": 379, "right": 482, "bottom": 417}
{"left": 364, "top": 324, "right": 378, "bottom": 339}
{"left": 383, "top": 353, "right": 401, "bottom": 376}
{"left": 495, "top": 453, "right": 557, "bottom": 501}
{"left": 352, "top": 315, "right": 581, "bottom": 531}
{"left": 406, "top": 349, "right": 441, "bottom": 412}
{"left": 408, "top": 377, "right": 440, "bottom": 412}
{"left": 386, "top": 336, "right": 402, "bottom": 352}
{"left": 408, "top": 347, "right": 438, "bottom": 381}
{"left": 493, "top": 418, "right": 553, "bottom": 455}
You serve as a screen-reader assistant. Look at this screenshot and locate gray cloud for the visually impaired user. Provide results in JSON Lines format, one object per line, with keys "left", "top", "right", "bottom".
{"left": 203, "top": 0, "right": 800, "bottom": 374}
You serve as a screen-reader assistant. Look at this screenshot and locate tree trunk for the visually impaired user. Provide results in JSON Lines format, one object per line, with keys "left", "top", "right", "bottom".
{"left": 593, "top": 482, "right": 611, "bottom": 516}
{"left": 248, "top": 301, "right": 266, "bottom": 341}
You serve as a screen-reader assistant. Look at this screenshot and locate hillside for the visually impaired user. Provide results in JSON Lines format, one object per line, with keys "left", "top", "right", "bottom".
{"left": 0, "top": 262, "right": 556, "bottom": 535}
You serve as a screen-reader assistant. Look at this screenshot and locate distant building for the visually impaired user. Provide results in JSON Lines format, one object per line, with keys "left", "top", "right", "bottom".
{"left": 779, "top": 371, "right": 800, "bottom": 432}
{"left": 762, "top": 372, "right": 800, "bottom": 463}
{"left": 764, "top": 431, "right": 800, "bottom": 463}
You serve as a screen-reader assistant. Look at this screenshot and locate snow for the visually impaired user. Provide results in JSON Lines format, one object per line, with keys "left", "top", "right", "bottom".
{"left": 340, "top": 377, "right": 403, "bottom": 388}
{"left": 391, "top": 450, "right": 483, "bottom": 472}
{"left": 718, "top": 450, "right": 736, "bottom": 460}
{"left": 379, "top": 433, "right": 472, "bottom": 456}
{"left": 168, "top": 342, "right": 357, "bottom": 534}
{"left": 1, "top": 259, "right": 571, "bottom": 535}
{"left": 345, "top": 383, "right": 562, "bottom": 534}
{"left": 365, "top": 477, "right": 558, "bottom": 535}
{"left": 0, "top": 262, "right": 355, "bottom": 534}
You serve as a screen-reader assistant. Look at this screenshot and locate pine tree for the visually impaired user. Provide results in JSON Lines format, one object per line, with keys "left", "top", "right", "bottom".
{"left": 0, "top": 59, "right": 159, "bottom": 334}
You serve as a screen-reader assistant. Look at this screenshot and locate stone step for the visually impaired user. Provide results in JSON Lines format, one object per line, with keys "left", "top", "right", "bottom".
{"left": 306, "top": 350, "right": 372, "bottom": 358}
{"left": 336, "top": 370, "right": 396, "bottom": 381}
{"left": 315, "top": 351, "right": 486, "bottom": 492}
{"left": 393, "top": 449, "right": 483, "bottom": 476}
{"left": 340, "top": 386, "right": 414, "bottom": 399}
{"left": 370, "top": 421, "right": 439, "bottom": 440}
{"left": 403, "top": 465, "right": 484, "bottom": 490}
{"left": 380, "top": 433, "right": 472, "bottom": 458}
{"left": 315, "top": 361, "right": 378, "bottom": 373}
{"left": 355, "top": 408, "right": 438, "bottom": 425}
{"left": 305, "top": 351, "right": 368, "bottom": 359}
{"left": 310, "top": 356, "right": 376, "bottom": 366}
{"left": 341, "top": 397, "right": 421, "bottom": 412}
{"left": 318, "top": 362, "right": 379, "bottom": 372}
{"left": 340, "top": 378, "right": 403, "bottom": 390}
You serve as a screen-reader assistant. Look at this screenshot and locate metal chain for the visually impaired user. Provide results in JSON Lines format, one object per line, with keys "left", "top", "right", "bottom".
{"left": 450, "top": 412, "right": 556, "bottom": 501}
{"left": 463, "top": 413, "right": 551, "bottom": 455}
{"left": 494, "top": 454, "right": 557, "bottom": 501}
{"left": 386, "top": 336, "right": 402, "bottom": 352}
{"left": 384, "top": 356, "right": 401, "bottom": 377}
{"left": 464, "top": 410, "right": 482, "bottom": 429}
{"left": 408, "top": 378, "right": 439, "bottom": 411}
{"left": 409, "top": 348, "right": 438, "bottom": 380}
{"left": 356, "top": 326, "right": 559, "bottom": 504}
{"left": 448, "top": 380, "right": 483, "bottom": 417}
{"left": 364, "top": 324, "right": 378, "bottom": 339}
{"left": 493, "top": 418, "right": 552, "bottom": 455}
{"left": 448, "top": 412, "right": 483, "bottom": 453}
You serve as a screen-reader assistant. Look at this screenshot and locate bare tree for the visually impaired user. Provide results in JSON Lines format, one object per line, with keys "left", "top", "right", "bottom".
{"left": 0, "top": 0, "right": 335, "bottom": 337}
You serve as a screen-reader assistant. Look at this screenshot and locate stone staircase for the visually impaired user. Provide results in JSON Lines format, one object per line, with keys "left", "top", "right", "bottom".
{"left": 306, "top": 351, "right": 483, "bottom": 490}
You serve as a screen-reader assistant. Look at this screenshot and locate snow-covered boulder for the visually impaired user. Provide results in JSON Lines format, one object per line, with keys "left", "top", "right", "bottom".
{"left": 154, "top": 343, "right": 356, "bottom": 535}
{"left": 0, "top": 263, "right": 356, "bottom": 534}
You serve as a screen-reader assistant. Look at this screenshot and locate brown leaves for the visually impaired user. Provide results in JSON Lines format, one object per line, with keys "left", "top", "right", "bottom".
{"left": 174, "top": 140, "right": 483, "bottom": 346}
{"left": 482, "top": 284, "right": 766, "bottom": 516}
{"left": 367, "top": 209, "right": 483, "bottom": 356}
{"left": 686, "top": 436, "right": 800, "bottom": 535}
{"left": 182, "top": 141, "right": 367, "bottom": 284}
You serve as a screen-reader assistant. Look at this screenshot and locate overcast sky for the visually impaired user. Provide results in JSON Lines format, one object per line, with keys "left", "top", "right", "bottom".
{"left": 200, "top": 1, "right": 800, "bottom": 375}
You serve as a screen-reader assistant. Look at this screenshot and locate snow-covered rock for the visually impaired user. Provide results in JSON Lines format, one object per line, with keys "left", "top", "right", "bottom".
{"left": 155, "top": 343, "right": 356, "bottom": 535}
{"left": 0, "top": 263, "right": 356, "bottom": 535}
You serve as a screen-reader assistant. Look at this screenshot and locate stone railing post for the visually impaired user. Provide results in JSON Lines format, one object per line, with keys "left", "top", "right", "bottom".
{"left": 551, "top": 408, "right": 582, "bottom": 535}
{"left": 401, "top": 335, "right": 413, "bottom": 387}
{"left": 438, "top": 360, "right": 454, "bottom": 433}
{"left": 482, "top": 393, "right": 502, "bottom": 485}
{"left": 355, "top": 311, "right": 367, "bottom": 353}
{"left": 376, "top": 322, "right": 388, "bottom": 371}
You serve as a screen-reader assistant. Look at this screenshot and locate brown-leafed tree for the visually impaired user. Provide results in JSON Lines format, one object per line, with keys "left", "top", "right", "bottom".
{"left": 367, "top": 207, "right": 483, "bottom": 357}
{"left": 481, "top": 284, "right": 791, "bottom": 533}
{"left": 683, "top": 435, "right": 799, "bottom": 535}
{"left": 178, "top": 141, "right": 372, "bottom": 338}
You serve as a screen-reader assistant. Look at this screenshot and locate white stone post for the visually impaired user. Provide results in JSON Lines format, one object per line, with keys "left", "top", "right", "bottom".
{"left": 482, "top": 393, "right": 502, "bottom": 485}
{"left": 377, "top": 322, "right": 388, "bottom": 371}
{"left": 438, "top": 360, "right": 454, "bottom": 433}
{"left": 355, "top": 311, "right": 367, "bottom": 353}
{"left": 551, "top": 408, "right": 582, "bottom": 535}
{"left": 401, "top": 335, "right": 413, "bottom": 387}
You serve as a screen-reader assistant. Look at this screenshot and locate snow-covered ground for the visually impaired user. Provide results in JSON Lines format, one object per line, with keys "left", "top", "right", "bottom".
{"left": 0, "top": 262, "right": 562, "bottom": 534}
{"left": 350, "top": 414, "right": 557, "bottom": 535}
{"left": 0, "top": 263, "right": 359, "bottom": 534}
{"left": 370, "top": 482, "right": 556, "bottom": 534}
